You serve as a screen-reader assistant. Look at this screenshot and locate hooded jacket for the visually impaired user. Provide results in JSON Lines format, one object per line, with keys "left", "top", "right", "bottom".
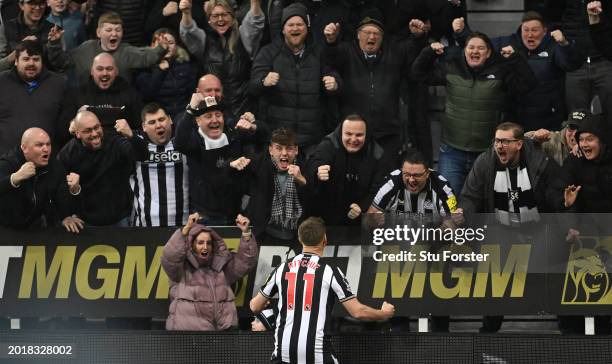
{"left": 161, "top": 225, "right": 258, "bottom": 330}
{"left": 0, "top": 146, "right": 77, "bottom": 229}
{"left": 559, "top": 114, "right": 612, "bottom": 212}
{"left": 304, "top": 122, "right": 392, "bottom": 225}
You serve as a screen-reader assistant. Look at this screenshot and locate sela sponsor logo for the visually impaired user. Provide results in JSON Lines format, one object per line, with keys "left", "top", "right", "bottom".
{"left": 146, "top": 150, "right": 182, "bottom": 164}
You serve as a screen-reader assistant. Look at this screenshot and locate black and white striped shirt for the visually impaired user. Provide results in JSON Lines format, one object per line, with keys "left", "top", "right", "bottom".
{"left": 260, "top": 253, "right": 355, "bottom": 364}
{"left": 131, "top": 140, "right": 189, "bottom": 226}
{"left": 372, "top": 169, "right": 457, "bottom": 217}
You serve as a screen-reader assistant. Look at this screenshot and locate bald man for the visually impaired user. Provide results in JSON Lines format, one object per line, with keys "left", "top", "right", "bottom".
{"left": 59, "top": 52, "right": 143, "bottom": 139}
{"left": 58, "top": 110, "right": 149, "bottom": 226}
{"left": 0, "top": 128, "right": 83, "bottom": 231}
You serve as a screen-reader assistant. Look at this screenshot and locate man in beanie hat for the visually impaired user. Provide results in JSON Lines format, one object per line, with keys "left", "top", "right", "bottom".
{"left": 525, "top": 109, "right": 587, "bottom": 166}
{"left": 251, "top": 2, "right": 341, "bottom": 157}
{"left": 162, "top": 212, "right": 258, "bottom": 330}
{"left": 323, "top": 15, "right": 419, "bottom": 163}
{"left": 558, "top": 111, "right": 612, "bottom": 335}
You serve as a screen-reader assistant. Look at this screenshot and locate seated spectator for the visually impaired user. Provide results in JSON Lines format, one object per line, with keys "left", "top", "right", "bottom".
{"left": 180, "top": 0, "right": 264, "bottom": 122}
{"left": 0, "top": 127, "right": 82, "bottom": 231}
{"left": 411, "top": 31, "right": 537, "bottom": 194}
{"left": 131, "top": 103, "right": 189, "bottom": 227}
{"left": 305, "top": 114, "right": 392, "bottom": 225}
{"left": 162, "top": 212, "right": 258, "bottom": 331}
{"left": 46, "top": 0, "right": 86, "bottom": 51}
{"left": 524, "top": 109, "right": 586, "bottom": 166}
{"left": 58, "top": 110, "right": 148, "bottom": 226}
{"left": 230, "top": 127, "right": 307, "bottom": 250}
{"left": 135, "top": 28, "right": 197, "bottom": 119}
{"left": 47, "top": 11, "right": 165, "bottom": 88}
{"left": 61, "top": 52, "right": 143, "bottom": 135}
{"left": 453, "top": 11, "right": 584, "bottom": 131}
{"left": 0, "top": 40, "right": 65, "bottom": 155}
{"left": 174, "top": 93, "right": 259, "bottom": 225}
{"left": 588, "top": 1, "right": 612, "bottom": 61}
{"left": 0, "top": 0, "right": 54, "bottom": 71}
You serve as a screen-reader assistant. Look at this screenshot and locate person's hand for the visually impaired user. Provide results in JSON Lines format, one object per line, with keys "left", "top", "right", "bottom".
{"left": 322, "top": 76, "right": 338, "bottom": 91}
{"left": 115, "top": 119, "right": 133, "bottom": 138}
{"left": 587, "top": 1, "right": 603, "bottom": 16}
{"left": 532, "top": 128, "right": 551, "bottom": 142}
{"left": 47, "top": 25, "right": 64, "bottom": 43}
{"left": 62, "top": 214, "right": 84, "bottom": 233}
{"left": 11, "top": 161, "right": 36, "bottom": 186}
{"left": 235, "top": 214, "right": 251, "bottom": 233}
{"left": 159, "top": 59, "right": 170, "bottom": 70}
{"left": 501, "top": 45, "right": 515, "bottom": 58}
{"left": 381, "top": 301, "right": 395, "bottom": 319}
{"left": 324, "top": 22, "right": 340, "bottom": 43}
{"left": 288, "top": 164, "right": 306, "bottom": 185}
{"left": 66, "top": 172, "right": 80, "bottom": 194}
{"left": 163, "top": 1, "right": 179, "bottom": 16}
{"left": 347, "top": 203, "right": 361, "bottom": 220}
{"left": 235, "top": 118, "right": 256, "bottom": 132}
{"left": 450, "top": 0, "right": 461, "bottom": 6}
{"left": 570, "top": 144, "right": 582, "bottom": 158}
{"left": 430, "top": 42, "right": 445, "bottom": 55}
{"left": 251, "top": 318, "right": 267, "bottom": 331}
{"left": 240, "top": 112, "right": 256, "bottom": 123}
{"left": 229, "top": 156, "right": 251, "bottom": 170}
{"left": 317, "top": 165, "right": 331, "bottom": 181}
{"left": 263, "top": 72, "right": 280, "bottom": 87}
{"left": 22, "top": 35, "right": 38, "bottom": 42}
{"left": 566, "top": 228, "right": 581, "bottom": 244}
{"left": 409, "top": 19, "right": 428, "bottom": 37}
{"left": 189, "top": 92, "right": 206, "bottom": 109}
{"left": 182, "top": 212, "right": 200, "bottom": 235}
{"left": 452, "top": 17, "right": 465, "bottom": 34}
{"left": 551, "top": 30, "right": 568, "bottom": 45}
{"left": 179, "top": 0, "right": 192, "bottom": 14}
{"left": 564, "top": 185, "right": 582, "bottom": 208}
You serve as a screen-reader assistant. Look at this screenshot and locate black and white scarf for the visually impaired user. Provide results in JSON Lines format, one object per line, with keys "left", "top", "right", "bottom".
{"left": 493, "top": 159, "right": 540, "bottom": 226}
{"left": 269, "top": 159, "right": 302, "bottom": 230}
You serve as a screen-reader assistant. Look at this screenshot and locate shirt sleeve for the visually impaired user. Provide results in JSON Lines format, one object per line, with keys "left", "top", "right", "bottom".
{"left": 260, "top": 265, "right": 280, "bottom": 298}
{"left": 329, "top": 266, "right": 356, "bottom": 302}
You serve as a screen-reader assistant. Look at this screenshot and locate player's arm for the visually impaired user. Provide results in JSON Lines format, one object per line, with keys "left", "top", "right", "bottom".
{"left": 342, "top": 298, "right": 395, "bottom": 321}
{"left": 250, "top": 292, "right": 270, "bottom": 314}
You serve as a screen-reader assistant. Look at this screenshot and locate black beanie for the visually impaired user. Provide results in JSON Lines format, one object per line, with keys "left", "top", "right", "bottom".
{"left": 281, "top": 3, "right": 308, "bottom": 28}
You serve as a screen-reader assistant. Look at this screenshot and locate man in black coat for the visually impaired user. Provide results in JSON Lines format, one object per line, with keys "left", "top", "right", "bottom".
{"left": 0, "top": 127, "right": 82, "bottom": 231}
{"left": 305, "top": 114, "right": 392, "bottom": 225}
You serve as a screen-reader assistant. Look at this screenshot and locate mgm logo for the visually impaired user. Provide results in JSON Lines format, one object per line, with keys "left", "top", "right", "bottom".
{"left": 562, "top": 236, "right": 612, "bottom": 304}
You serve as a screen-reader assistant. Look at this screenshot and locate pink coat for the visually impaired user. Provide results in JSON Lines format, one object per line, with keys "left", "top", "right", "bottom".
{"left": 161, "top": 225, "right": 258, "bottom": 330}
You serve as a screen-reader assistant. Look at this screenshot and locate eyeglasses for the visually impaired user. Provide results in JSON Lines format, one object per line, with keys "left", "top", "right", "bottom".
{"left": 403, "top": 171, "right": 428, "bottom": 179}
{"left": 79, "top": 124, "right": 102, "bottom": 135}
{"left": 359, "top": 30, "right": 382, "bottom": 38}
{"left": 209, "top": 12, "right": 232, "bottom": 20}
{"left": 493, "top": 138, "right": 520, "bottom": 146}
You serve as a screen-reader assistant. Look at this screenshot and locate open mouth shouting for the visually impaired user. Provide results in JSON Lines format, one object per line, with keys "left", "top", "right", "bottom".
{"left": 278, "top": 156, "right": 290, "bottom": 170}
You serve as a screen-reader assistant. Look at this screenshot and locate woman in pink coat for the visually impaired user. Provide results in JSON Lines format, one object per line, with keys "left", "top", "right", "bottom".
{"left": 162, "top": 212, "right": 258, "bottom": 330}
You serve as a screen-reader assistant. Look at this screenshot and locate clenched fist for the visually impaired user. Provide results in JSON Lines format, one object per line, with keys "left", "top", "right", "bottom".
{"left": 163, "top": 1, "right": 179, "bottom": 16}
{"left": 347, "top": 203, "right": 361, "bottom": 220}
{"left": 317, "top": 165, "right": 331, "bottom": 181}
{"left": 324, "top": 22, "right": 340, "bottom": 43}
{"left": 230, "top": 156, "right": 251, "bottom": 170}
{"left": 452, "top": 17, "right": 465, "bottom": 34}
{"left": 551, "top": 30, "right": 568, "bottom": 46}
{"left": 179, "top": 0, "right": 192, "bottom": 13}
{"left": 263, "top": 72, "right": 280, "bottom": 87}
{"left": 430, "top": 42, "right": 445, "bottom": 55}
{"left": 11, "top": 161, "right": 36, "bottom": 186}
{"left": 500, "top": 45, "right": 515, "bottom": 58}
{"left": 115, "top": 119, "right": 133, "bottom": 138}
{"left": 322, "top": 76, "right": 338, "bottom": 91}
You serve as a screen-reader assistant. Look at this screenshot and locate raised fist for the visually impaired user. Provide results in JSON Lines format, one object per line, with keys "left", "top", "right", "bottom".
{"left": 263, "top": 72, "right": 280, "bottom": 87}
{"left": 452, "top": 17, "right": 465, "bottom": 34}
{"left": 430, "top": 42, "right": 445, "bottom": 55}
{"left": 324, "top": 22, "right": 340, "bottom": 43}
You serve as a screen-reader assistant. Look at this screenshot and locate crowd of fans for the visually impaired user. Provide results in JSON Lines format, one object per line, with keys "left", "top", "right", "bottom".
{"left": 1, "top": 0, "right": 612, "bottom": 334}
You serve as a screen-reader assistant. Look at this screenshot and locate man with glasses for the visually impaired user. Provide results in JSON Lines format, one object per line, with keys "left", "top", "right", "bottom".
{"left": 458, "top": 122, "right": 560, "bottom": 333}
{"left": 524, "top": 109, "right": 586, "bottom": 166}
{"left": 323, "top": 16, "right": 418, "bottom": 163}
{"left": 0, "top": 0, "right": 54, "bottom": 70}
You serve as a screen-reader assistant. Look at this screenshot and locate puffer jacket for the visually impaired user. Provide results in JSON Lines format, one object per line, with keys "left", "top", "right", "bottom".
{"left": 161, "top": 225, "right": 258, "bottom": 331}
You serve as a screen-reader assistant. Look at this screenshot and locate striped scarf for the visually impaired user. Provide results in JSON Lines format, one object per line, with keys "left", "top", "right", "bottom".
{"left": 493, "top": 159, "right": 540, "bottom": 226}
{"left": 269, "top": 159, "right": 302, "bottom": 230}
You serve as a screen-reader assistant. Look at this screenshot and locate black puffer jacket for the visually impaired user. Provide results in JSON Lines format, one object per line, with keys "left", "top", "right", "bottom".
{"left": 324, "top": 38, "right": 417, "bottom": 139}
{"left": 251, "top": 39, "right": 339, "bottom": 147}
{"left": 2, "top": 12, "right": 53, "bottom": 52}
{"left": 304, "top": 122, "right": 392, "bottom": 225}
{"left": 0, "top": 146, "right": 76, "bottom": 229}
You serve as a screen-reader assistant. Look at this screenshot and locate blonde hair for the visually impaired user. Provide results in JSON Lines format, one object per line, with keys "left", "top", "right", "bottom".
{"left": 206, "top": 0, "right": 239, "bottom": 55}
